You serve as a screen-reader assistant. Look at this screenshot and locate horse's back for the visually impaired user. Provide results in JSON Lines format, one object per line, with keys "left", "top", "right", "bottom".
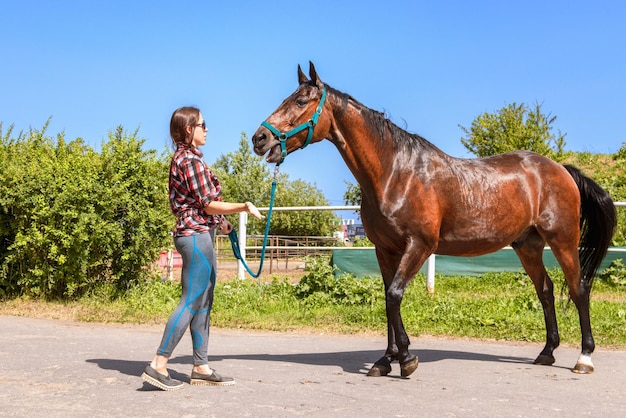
{"left": 432, "top": 151, "right": 579, "bottom": 256}
{"left": 448, "top": 150, "right": 577, "bottom": 204}
{"left": 470, "top": 150, "right": 566, "bottom": 176}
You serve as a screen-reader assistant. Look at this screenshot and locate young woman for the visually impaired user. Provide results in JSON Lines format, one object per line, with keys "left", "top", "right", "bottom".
{"left": 142, "top": 106, "right": 264, "bottom": 391}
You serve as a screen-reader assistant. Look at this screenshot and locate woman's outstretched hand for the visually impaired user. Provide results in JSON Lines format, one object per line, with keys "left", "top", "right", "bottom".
{"left": 245, "top": 202, "right": 265, "bottom": 220}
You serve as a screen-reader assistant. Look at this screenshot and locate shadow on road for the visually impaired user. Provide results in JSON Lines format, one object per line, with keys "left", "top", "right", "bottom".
{"left": 87, "top": 347, "right": 535, "bottom": 380}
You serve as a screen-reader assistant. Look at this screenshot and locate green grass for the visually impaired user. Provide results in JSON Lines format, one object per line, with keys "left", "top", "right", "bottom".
{"left": 2, "top": 263, "right": 626, "bottom": 348}
{"left": 210, "top": 271, "right": 626, "bottom": 347}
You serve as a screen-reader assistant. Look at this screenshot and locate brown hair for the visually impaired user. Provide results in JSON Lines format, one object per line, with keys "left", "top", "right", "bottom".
{"left": 170, "top": 106, "right": 200, "bottom": 147}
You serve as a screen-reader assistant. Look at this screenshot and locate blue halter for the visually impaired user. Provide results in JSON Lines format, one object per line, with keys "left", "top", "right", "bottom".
{"left": 261, "top": 86, "right": 327, "bottom": 165}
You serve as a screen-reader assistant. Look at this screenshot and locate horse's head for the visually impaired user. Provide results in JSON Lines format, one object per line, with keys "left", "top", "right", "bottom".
{"left": 252, "top": 61, "right": 331, "bottom": 165}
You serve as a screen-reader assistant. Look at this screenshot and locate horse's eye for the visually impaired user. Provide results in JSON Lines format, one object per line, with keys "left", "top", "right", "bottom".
{"left": 295, "top": 98, "right": 308, "bottom": 107}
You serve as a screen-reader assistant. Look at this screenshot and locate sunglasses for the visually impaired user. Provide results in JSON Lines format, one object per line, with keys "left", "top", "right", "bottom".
{"left": 195, "top": 121, "right": 207, "bottom": 130}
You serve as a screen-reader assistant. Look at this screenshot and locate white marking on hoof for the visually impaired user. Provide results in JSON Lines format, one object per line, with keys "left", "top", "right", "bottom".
{"left": 577, "top": 354, "right": 593, "bottom": 367}
{"left": 573, "top": 354, "right": 594, "bottom": 374}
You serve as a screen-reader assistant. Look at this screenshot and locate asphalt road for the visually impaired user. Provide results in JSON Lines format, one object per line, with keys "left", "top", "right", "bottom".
{"left": 1, "top": 315, "right": 625, "bottom": 417}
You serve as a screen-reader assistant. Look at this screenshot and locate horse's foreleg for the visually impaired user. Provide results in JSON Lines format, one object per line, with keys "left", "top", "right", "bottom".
{"left": 367, "top": 246, "right": 424, "bottom": 377}
{"left": 367, "top": 321, "right": 397, "bottom": 377}
{"left": 385, "top": 278, "right": 418, "bottom": 377}
{"left": 367, "top": 261, "right": 398, "bottom": 377}
{"left": 368, "top": 281, "right": 416, "bottom": 377}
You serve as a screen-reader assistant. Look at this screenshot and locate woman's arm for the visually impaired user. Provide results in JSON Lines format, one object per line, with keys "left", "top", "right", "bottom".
{"left": 204, "top": 201, "right": 264, "bottom": 219}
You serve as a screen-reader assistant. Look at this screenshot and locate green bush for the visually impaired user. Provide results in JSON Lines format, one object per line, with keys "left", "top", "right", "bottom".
{"left": 0, "top": 123, "right": 172, "bottom": 299}
{"left": 294, "top": 256, "right": 383, "bottom": 307}
{"left": 597, "top": 259, "right": 626, "bottom": 287}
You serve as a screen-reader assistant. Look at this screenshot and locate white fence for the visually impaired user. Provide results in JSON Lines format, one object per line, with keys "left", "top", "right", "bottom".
{"left": 236, "top": 203, "right": 626, "bottom": 292}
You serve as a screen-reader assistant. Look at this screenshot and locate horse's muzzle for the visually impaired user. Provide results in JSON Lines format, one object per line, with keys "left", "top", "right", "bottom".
{"left": 251, "top": 126, "right": 269, "bottom": 154}
{"left": 251, "top": 126, "right": 281, "bottom": 163}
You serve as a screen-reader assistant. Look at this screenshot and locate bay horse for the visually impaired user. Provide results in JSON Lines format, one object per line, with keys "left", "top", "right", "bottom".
{"left": 251, "top": 62, "right": 616, "bottom": 377}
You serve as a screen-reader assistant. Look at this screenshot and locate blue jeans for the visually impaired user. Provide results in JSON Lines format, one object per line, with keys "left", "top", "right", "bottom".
{"left": 156, "top": 231, "right": 216, "bottom": 365}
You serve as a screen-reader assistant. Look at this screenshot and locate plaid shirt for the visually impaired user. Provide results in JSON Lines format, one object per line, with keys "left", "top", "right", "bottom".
{"left": 169, "top": 145, "right": 224, "bottom": 236}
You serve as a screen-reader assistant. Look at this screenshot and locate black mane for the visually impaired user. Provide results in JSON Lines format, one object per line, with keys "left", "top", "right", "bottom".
{"left": 326, "top": 84, "right": 440, "bottom": 155}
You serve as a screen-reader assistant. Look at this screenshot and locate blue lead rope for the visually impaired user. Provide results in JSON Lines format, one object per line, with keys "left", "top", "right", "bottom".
{"left": 227, "top": 178, "right": 277, "bottom": 278}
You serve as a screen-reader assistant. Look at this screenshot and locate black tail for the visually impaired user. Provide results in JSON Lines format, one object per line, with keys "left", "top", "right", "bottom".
{"left": 564, "top": 165, "right": 617, "bottom": 287}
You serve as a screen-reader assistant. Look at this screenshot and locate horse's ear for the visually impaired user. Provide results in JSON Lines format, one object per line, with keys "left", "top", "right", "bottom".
{"left": 309, "top": 61, "right": 323, "bottom": 87}
{"left": 298, "top": 64, "right": 309, "bottom": 84}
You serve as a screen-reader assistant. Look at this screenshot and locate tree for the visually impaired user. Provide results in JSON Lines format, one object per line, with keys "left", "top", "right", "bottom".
{"left": 212, "top": 133, "right": 272, "bottom": 235}
{"left": 343, "top": 181, "right": 362, "bottom": 207}
{"left": 212, "top": 132, "right": 271, "bottom": 207}
{"left": 0, "top": 124, "right": 171, "bottom": 299}
{"left": 98, "top": 127, "right": 173, "bottom": 291}
{"left": 459, "top": 102, "right": 566, "bottom": 160}
{"left": 269, "top": 179, "right": 339, "bottom": 236}
{"left": 212, "top": 133, "right": 339, "bottom": 236}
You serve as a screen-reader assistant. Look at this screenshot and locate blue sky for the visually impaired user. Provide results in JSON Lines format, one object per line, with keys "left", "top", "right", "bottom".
{"left": 1, "top": 1, "right": 624, "bottom": 205}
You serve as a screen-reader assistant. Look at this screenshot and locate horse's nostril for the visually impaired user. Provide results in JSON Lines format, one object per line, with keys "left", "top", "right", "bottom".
{"left": 252, "top": 131, "right": 266, "bottom": 147}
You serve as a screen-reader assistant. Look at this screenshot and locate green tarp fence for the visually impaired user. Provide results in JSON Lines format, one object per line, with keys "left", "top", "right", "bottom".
{"left": 331, "top": 248, "right": 626, "bottom": 278}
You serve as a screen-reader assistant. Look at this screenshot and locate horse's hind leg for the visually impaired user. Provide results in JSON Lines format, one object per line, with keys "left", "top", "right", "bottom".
{"left": 550, "top": 242, "right": 595, "bottom": 373}
{"left": 513, "top": 235, "right": 560, "bottom": 366}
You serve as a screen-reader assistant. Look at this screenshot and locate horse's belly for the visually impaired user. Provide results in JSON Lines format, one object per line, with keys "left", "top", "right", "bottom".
{"left": 435, "top": 235, "right": 518, "bottom": 257}
{"left": 435, "top": 210, "right": 531, "bottom": 256}
{"left": 435, "top": 226, "right": 528, "bottom": 257}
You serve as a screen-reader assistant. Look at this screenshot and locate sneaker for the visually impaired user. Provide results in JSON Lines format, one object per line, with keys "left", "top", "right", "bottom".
{"left": 141, "top": 365, "right": 184, "bottom": 391}
{"left": 190, "top": 370, "right": 236, "bottom": 386}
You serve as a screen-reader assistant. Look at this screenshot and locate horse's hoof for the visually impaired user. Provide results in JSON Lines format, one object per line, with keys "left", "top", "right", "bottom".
{"left": 572, "top": 363, "right": 594, "bottom": 374}
{"left": 400, "top": 355, "right": 419, "bottom": 377}
{"left": 533, "top": 354, "right": 555, "bottom": 366}
{"left": 367, "top": 364, "right": 391, "bottom": 377}
{"left": 572, "top": 354, "right": 594, "bottom": 374}
{"left": 367, "top": 357, "right": 392, "bottom": 377}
